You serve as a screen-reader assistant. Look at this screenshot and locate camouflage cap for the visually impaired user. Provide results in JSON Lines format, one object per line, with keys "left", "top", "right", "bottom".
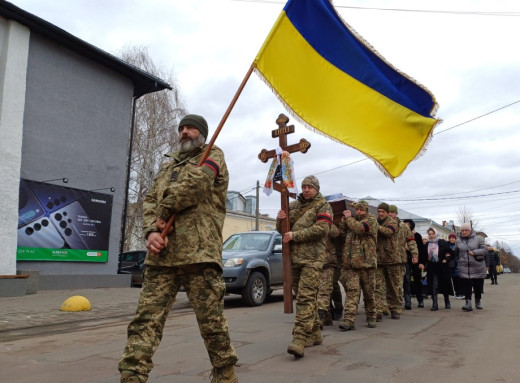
{"left": 355, "top": 200, "right": 369, "bottom": 212}
{"left": 302, "top": 175, "right": 320, "bottom": 191}
{"left": 389, "top": 205, "right": 398, "bottom": 213}
{"left": 377, "top": 202, "right": 389, "bottom": 213}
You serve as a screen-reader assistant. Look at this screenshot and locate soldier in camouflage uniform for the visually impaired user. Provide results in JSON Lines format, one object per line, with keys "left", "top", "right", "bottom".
{"left": 338, "top": 200, "right": 378, "bottom": 330}
{"left": 276, "top": 175, "right": 332, "bottom": 358}
{"left": 389, "top": 205, "right": 418, "bottom": 312}
{"left": 119, "top": 115, "right": 238, "bottom": 383}
{"left": 374, "top": 202, "right": 401, "bottom": 320}
{"left": 316, "top": 223, "right": 341, "bottom": 327}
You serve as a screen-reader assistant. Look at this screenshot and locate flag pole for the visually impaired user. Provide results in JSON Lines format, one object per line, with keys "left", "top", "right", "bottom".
{"left": 161, "top": 64, "right": 256, "bottom": 238}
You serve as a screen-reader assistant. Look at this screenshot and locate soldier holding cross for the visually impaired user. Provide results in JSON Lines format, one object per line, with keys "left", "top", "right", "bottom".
{"left": 276, "top": 175, "right": 333, "bottom": 358}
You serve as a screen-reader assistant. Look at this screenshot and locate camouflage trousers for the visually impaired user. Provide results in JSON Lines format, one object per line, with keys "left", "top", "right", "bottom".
{"left": 340, "top": 268, "right": 376, "bottom": 323}
{"left": 118, "top": 264, "right": 238, "bottom": 381}
{"left": 291, "top": 263, "right": 321, "bottom": 340}
{"left": 317, "top": 264, "right": 335, "bottom": 312}
{"left": 375, "top": 264, "right": 403, "bottom": 314}
{"left": 397, "top": 264, "right": 406, "bottom": 313}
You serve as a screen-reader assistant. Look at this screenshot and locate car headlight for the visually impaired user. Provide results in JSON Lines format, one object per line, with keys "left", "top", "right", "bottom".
{"left": 224, "top": 257, "right": 245, "bottom": 267}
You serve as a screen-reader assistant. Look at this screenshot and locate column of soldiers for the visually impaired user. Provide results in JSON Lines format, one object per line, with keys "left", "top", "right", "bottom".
{"left": 303, "top": 198, "right": 421, "bottom": 339}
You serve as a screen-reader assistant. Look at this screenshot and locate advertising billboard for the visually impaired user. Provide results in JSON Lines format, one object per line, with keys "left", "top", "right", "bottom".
{"left": 17, "top": 179, "right": 113, "bottom": 262}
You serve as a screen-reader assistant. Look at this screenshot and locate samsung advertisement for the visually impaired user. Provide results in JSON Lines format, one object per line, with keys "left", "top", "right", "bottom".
{"left": 17, "top": 179, "right": 113, "bottom": 262}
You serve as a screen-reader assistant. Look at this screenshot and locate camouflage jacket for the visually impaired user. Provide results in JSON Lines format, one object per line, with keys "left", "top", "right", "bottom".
{"left": 276, "top": 192, "right": 332, "bottom": 268}
{"left": 339, "top": 212, "right": 378, "bottom": 269}
{"left": 376, "top": 216, "right": 399, "bottom": 265}
{"left": 323, "top": 224, "right": 341, "bottom": 268}
{"left": 396, "top": 219, "right": 418, "bottom": 263}
{"left": 142, "top": 145, "right": 228, "bottom": 269}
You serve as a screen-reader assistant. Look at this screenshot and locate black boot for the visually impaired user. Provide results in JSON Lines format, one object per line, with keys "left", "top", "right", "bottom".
{"left": 431, "top": 294, "right": 438, "bottom": 311}
{"left": 475, "top": 299, "right": 483, "bottom": 309}
{"left": 404, "top": 292, "right": 412, "bottom": 310}
{"left": 462, "top": 299, "right": 473, "bottom": 311}
{"left": 417, "top": 297, "right": 424, "bottom": 308}
{"left": 444, "top": 295, "right": 451, "bottom": 309}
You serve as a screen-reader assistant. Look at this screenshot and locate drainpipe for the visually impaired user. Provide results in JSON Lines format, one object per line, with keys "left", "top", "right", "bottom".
{"left": 118, "top": 97, "right": 137, "bottom": 273}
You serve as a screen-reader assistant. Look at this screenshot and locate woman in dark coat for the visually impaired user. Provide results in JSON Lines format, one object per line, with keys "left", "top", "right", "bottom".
{"left": 455, "top": 222, "right": 488, "bottom": 311}
{"left": 421, "top": 228, "right": 454, "bottom": 311}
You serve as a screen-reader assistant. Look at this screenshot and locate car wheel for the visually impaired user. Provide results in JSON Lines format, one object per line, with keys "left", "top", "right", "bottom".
{"left": 241, "top": 272, "right": 267, "bottom": 306}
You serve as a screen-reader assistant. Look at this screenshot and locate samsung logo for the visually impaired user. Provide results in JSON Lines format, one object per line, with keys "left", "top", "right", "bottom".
{"left": 91, "top": 198, "right": 106, "bottom": 204}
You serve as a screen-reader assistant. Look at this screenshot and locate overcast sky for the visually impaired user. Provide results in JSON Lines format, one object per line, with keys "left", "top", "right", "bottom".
{"left": 11, "top": 0, "right": 520, "bottom": 254}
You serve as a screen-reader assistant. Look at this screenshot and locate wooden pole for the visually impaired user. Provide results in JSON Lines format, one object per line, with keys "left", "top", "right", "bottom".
{"left": 161, "top": 64, "right": 255, "bottom": 238}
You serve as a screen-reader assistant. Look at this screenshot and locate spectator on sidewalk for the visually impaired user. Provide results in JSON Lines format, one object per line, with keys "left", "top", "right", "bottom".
{"left": 486, "top": 245, "right": 501, "bottom": 285}
{"left": 423, "top": 228, "right": 454, "bottom": 310}
{"left": 455, "top": 223, "right": 488, "bottom": 311}
{"left": 448, "top": 233, "right": 464, "bottom": 299}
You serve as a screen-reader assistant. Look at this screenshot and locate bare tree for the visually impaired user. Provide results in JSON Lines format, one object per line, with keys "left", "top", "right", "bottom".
{"left": 456, "top": 205, "right": 479, "bottom": 230}
{"left": 120, "top": 46, "right": 187, "bottom": 251}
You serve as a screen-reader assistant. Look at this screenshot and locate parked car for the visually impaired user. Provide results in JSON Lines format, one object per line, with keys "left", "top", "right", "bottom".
{"left": 119, "top": 250, "right": 146, "bottom": 287}
{"left": 222, "top": 231, "right": 283, "bottom": 306}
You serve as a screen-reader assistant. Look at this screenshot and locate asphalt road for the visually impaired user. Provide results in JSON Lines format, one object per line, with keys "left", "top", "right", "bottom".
{"left": 1, "top": 274, "right": 518, "bottom": 383}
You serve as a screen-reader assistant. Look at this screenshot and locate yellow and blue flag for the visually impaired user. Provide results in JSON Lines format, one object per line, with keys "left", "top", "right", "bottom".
{"left": 254, "top": 0, "right": 439, "bottom": 179}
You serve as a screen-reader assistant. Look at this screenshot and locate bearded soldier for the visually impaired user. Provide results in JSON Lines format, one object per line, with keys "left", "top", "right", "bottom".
{"left": 276, "top": 175, "right": 332, "bottom": 358}
{"left": 338, "top": 200, "right": 378, "bottom": 330}
{"left": 119, "top": 114, "right": 238, "bottom": 383}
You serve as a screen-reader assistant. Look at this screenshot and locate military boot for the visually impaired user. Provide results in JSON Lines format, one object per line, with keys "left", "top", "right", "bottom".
{"left": 120, "top": 370, "right": 144, "bottom": 383}
{"left": 444, "top": 295, "right": 451, "bottom": 309}
{"left": 305, "top": 327, "right": 323, "bottom": 347}
{"left": 367, "top": 319, "right": 377, "bottom": 328}
{"left": 323, "top": 310, "right": 333, "bottom": 326}
{"left": 318, "top": 309, "right": 325, "bottom": 329}
{"left": 287, "top": 338, "right": 305, "bottom": 358}
{"left": 210, "top": 365, "right": 238, "bottom": 383}
{"left": 339, "top": 320, "right": 355, "bottom": 331}
{"left": 390, "top": 311, "right": 400, "bottom": 319}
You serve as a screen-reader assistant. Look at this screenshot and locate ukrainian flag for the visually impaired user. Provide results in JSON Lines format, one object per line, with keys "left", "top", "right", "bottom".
{"left": 254, "top": 0, "right": 439, "bottom": 179}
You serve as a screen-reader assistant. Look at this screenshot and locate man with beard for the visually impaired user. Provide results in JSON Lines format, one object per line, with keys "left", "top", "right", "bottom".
{"left": 277, "top": 175, "right": 332, "bottom": 358}
{"left": 119, "top": 114, "right": 238, "bottom": 383}
{"left": 374, "top": 202, "right": 400, "bottom": 320}
{"left": 338, "top": 200, "right": 378, "bottom": 330}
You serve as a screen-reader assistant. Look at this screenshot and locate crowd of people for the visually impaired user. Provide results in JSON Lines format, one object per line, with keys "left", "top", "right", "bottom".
{"left": 275, "top": 178, "right": 503, "bottom": 360}
{"left": 117, "top": 114, "right": 503, "bottom": 382}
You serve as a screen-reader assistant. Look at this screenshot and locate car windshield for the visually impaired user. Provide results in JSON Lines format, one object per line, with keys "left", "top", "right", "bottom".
{"left": 223, "top": 233, "right": 272, "bottom": 251}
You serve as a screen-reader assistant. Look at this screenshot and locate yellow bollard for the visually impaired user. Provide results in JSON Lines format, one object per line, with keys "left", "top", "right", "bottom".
{"left": 60, "top": 295, "right": 92, "bottom": 312}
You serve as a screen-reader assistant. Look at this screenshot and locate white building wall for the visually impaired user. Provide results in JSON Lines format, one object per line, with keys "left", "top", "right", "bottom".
{"left": 0, "top": 19, "right": 29, "bottom": 275}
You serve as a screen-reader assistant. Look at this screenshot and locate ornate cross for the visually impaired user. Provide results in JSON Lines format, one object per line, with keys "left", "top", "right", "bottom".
{"left": 258, "top": 113, "right": 311, "bottom": 314}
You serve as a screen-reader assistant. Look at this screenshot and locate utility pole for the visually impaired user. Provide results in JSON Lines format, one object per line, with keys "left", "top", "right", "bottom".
{"left": 255, "top": 180, "right": 260, "bottom": 231}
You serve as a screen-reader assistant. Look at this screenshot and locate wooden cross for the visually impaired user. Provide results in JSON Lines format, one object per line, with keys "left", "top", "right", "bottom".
{"left": 258, "top": 113, "right": 311, "bottom": 314}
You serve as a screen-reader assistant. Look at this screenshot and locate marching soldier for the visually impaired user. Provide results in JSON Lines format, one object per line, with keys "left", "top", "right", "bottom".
{"left": 276, "top": 175, "right": 332, "bottom": 358}
{"left": 338, "top": 200, "right": 378, "bottom": 330}
{"left": 374, "top": 202, "right": 401, "bottom": 320}
{"left": 389, "top": 205, "right": 418, "bottom": 311}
